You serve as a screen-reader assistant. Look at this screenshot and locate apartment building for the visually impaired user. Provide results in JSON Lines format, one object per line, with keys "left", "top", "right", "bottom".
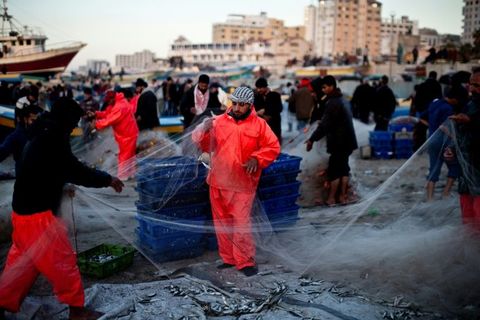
{"left": 305, "top": 0, "right": 382, "bottom": 59}
{"left": 462, "top": 0, "right": 480, "bottom": 44}
{"left": 212, "top": 12, "right": 305, "bottom": 43}
{"left": 115, "top": 50, "right": 156, "bottom": 70}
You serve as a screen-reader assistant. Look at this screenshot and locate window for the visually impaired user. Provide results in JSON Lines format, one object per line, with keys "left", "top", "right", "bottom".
{"left": 19, "top": 40, "right": 24, "bottom": 45}
{"left": 26, "top": 39, "right": 31, "bottom": 45}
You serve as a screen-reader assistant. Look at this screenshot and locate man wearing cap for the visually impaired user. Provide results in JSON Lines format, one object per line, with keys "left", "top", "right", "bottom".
{"left": 254, "top": 77, "right": 283, "bottom": 143}
{"left": 90, "top": 90, "right": 139, "bottom": 181}
{"left": 132, "top": 78, "right": 160, "bottom": 131}
{"left": 0, "top": 98, "right": 124, "bottom": 320}
{"left": 192, "top": 87, "right": 280, "bottom": 276}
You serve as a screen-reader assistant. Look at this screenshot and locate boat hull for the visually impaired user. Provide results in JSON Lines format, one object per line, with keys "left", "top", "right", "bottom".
{"left": 0, "top": 44, "right": 85, "bottom": 76}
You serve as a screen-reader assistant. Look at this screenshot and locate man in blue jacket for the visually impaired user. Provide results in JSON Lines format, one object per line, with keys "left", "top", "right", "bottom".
{"left": 0, "top": 104, "right": 43, "bottom": 175}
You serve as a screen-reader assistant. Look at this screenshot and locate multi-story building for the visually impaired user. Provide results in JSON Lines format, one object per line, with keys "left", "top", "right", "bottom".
{"left": 212, "top": 12, "right": 305, "bottom": 43}
{"left": 305, "top": 0, "right": 382, "bottom": 60}
{"left": 304, "top": 5, "right": 317, "bottom": 43}
{"left": 419, "top": 28, "right": 441, "bottom": 49}
{"left": 168, "top": 36, "right": 310, "bottom": 72}
{"left": 86, "top": 59, "right": 110, "bottom": 75}
{"left": 462, "top": 0, "right": 480, "bottom": 44}
{"left": 115, "top": 49, "right": 156, "bottom": 71}
{"left": 380, "top": 15, "right": 419, "bottom": 55}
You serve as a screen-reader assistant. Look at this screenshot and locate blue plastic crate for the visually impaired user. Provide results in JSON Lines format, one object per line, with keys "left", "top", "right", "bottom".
{"left": 369, "top": 131, "right": 393, "bottom": 141}
{"left": 266, "top": 205, "right": 299, "bottom": 218}
{"left": 259, "top": 170, "right": 301, "bottom": 188}
{"left": 136, "top": 214, "right": 206, "bottom": 238}
{"left": 394, "top": 146, "right": 413, "bottom": 159}
{"left": 262, "top": 153, "right": 302, "bottom": 175}
{"left": 389, "top": 123, "right": 414, "bottom": 132}
{"left": 369, "top": 139, "right": 393, "bottom": 148}
{"left": 204, "top": 235, "right": 218, "bottom": 251}
{"left": 136, "top": 201, "right": 210, "bottom": 218}
{"left": 136, "top": 228, "right": 204, "bottom": 254}
{"left": 394, "top": 139, "right": 413, "bottom": 147}
{"left": 269, "top": 216, "right": 299, "bottom": 230}
{"left": 137, "top": 241, "right": 205, "bottom": 262}
{"left": 258, "top": 181, "right": 301, "bottom": 200}
{"left": 136, "top": 157, "right": 207, "bottom": 180}
{"left": 373, "top": 150, "right": 393, "bottom": 159}
{"left": 261, "top": 194, "right": 299, "bottom": 214}
{"left": 137, "top": 175, "right": 208, "bottom": 196}
{"left": 137, "top": 189, "right": 210, "bottom": 210}
{"left": 395, "top": 152, "right": 413, "bottom": 159}
{"left": 395, "top": 145, "right": 413, "bottom": 153}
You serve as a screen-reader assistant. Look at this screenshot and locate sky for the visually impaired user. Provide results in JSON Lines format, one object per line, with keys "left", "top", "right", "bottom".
{"left": 11, "top": 0, "right": 464, "bottom": 69}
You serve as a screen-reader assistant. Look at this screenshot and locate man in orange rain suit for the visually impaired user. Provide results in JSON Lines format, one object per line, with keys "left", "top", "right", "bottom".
{"left": 93, "top": 90, "right": 139, "bottom": 181}
{"left": 0, "top": 98, "right": 124, "bottom": 320}
{"left": 192, "top": 86, "right": 280, "bottom": 276}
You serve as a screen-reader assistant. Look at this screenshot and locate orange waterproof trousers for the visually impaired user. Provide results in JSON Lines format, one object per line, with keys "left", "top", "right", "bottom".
{"left": 0, "top": 211, "right": 84, "bottom": 312}
{"left": 210, "top": 187, "right": 256, "bottom": 270}
{"left": 117, "top": 136, "right": 137, "bottom": 180}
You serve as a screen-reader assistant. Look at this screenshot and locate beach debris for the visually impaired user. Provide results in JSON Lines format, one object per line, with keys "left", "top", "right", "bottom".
{"left": 98, "top": 299, "right": 136, "bottom": 320}
{"left": 381, "top": 309, "right": 425, "bottom": 320}
{"left": 167, "top": 282, "right": 288, "bottom": 316}
{"left": 299, "top": 278, "right": 325, "bottom": 287}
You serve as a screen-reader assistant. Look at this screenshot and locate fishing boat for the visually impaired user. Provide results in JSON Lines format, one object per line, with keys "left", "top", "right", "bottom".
{"left": 0, "top": 0, "right": 85, "bottom": 78}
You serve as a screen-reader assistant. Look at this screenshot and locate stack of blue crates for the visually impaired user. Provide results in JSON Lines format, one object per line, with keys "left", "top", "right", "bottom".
{"left": 135, "top": 157, "right": 210, "bottom": 261}
{"left": 258, "top": 153, "right": 302, "bottom": 230}
{"left": 369, "top": 131, "right": 394, "bottom": 159}
{"left": 389, "top": 123, "right": 414, "bottom": 159}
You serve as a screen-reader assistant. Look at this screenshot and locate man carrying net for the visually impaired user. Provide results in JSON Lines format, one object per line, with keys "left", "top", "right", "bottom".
{"left": 192, "top": 87, "right": 280, "bottom": 276}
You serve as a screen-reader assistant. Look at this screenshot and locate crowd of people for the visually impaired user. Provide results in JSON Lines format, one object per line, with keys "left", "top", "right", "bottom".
{"left": 0, "top": 67, "right": 479, "bottom": 319}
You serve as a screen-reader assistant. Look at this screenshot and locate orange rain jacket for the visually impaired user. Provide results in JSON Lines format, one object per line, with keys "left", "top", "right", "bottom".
{"left": 193, "top": 108, "right": 280, "bottom": 193}
{"left": 95, "top": 92, "right": 139, "bottom": 144}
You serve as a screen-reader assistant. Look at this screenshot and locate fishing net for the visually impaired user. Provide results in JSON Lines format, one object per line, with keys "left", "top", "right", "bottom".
{"left": 0, "top": 109, "right": 479, "bottom": 318}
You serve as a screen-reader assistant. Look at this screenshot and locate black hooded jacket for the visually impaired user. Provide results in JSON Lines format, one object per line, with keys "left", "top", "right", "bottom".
{"left": 309, "top": 89, "right": 358, "bottom": 154}
{"left": 12, "top": 113, "right": 112, "bottom": 215}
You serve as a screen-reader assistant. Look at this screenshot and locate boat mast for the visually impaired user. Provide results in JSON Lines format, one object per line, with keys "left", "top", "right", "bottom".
{"left": 1, "top": 0, "right": 21, "bottom": 37}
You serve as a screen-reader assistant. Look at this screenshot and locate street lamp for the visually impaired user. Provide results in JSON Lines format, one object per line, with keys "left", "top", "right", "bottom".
{"left": 389, "top": 12, "right": 395, "bottom": 80}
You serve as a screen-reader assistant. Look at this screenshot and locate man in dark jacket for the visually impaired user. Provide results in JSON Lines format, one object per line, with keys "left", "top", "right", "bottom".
{"left": 288, "top": 78, "right": 315, "bottom": 130}
{"left": 79, "top": 87, "right": 100, "bottom": 143}
{"left": 412, "top": 71, "right": 443, "bottom": 150}
{"left": 350, "top": 79, "right": 376, "bottom": 124}
{"left": 0, "top": 104, "right": 42, "bottom": 175}
{"left": 449, "top": 68, "right": 480, "bottom": 230}
{"left": 254, "top": 77, "right": 283, "bottom": 143}
{"left": 372, "top": 75, "right": 398, "bottom": 131}
{"left": 179, "top": 74, "right": 221, "bottom": 128}
{"left": 134, "top": 78, "right": 160, "bottom": 130}
{"left": 306, "top": 76, "right": 358, "bottom": 206}
{"left": 0, "top": 98, "right": 124, "bottom": 320}
{"left": 162, "top": 76, "right": 178, "bottom": 116}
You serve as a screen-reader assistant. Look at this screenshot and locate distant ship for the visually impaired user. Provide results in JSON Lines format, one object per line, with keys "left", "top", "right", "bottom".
{"left": 0, "top": 0, "right": 85, "bottom": 77}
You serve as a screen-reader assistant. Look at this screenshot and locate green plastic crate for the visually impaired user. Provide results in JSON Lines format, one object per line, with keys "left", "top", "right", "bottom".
{"left": 77, "top": 244, "right": 135, "bottom": 278}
